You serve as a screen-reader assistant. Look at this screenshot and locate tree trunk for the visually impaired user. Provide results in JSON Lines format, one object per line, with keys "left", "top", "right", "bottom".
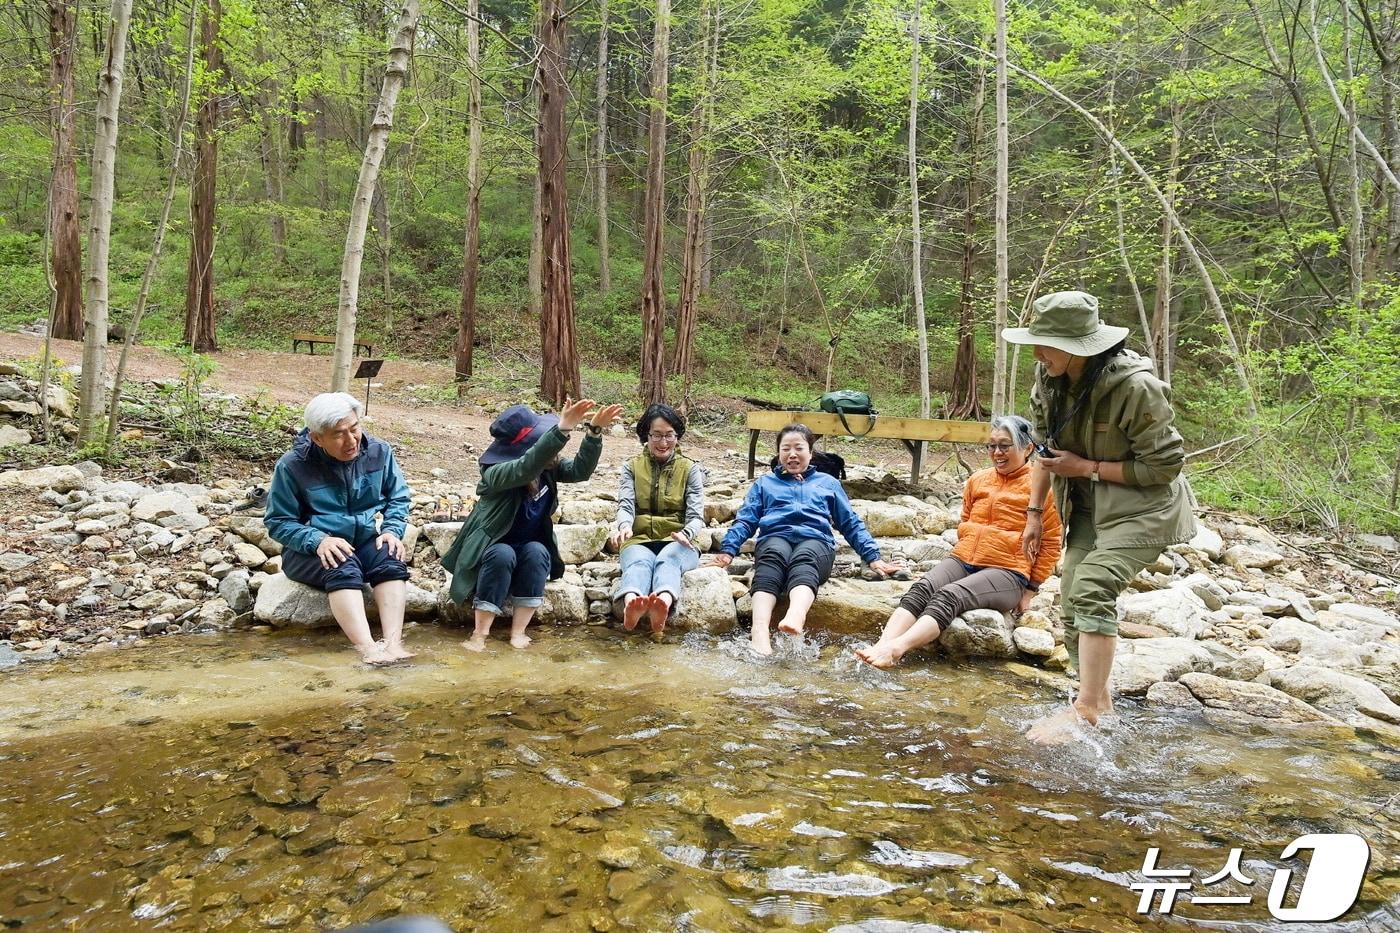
{"left": 455, "top": 0, "right": 482, "bottom": 384}
{"left": 537, "top": 0, "right": 582, "bottom": 407}
{"left": 373, "top": 178, "right": 392, "bottom": 304}
{"left": 331, "top": 0, "right": 421, "bottom": 392}
{"left": 77, "top": 0, "right": 134, "bottom": 444}
{"left": 106, "top": 0, "right": 199, "bottom": 451}
{"left": 183, "top": 0, "right": 221, "bottom": 354}
{"left": 991, "top": 0, "right": 1009, "bottom": 415}
{"left": 947, "top": 59, "right": 987, "bottom": 421}
{"left": 639, "top": 0, "right": 671, "bottom": 405}
{"left": 255, "top": 41, "right": 287, "bottom": 265}
{"left": 1152, "top": 45, "right": 1185, "bottom": 382}
{"left": 672, "top": 0, "right": 714, "bottom": 403}
{"left": 47, "top": 0, "right": 82, "bottom": 341}
{"left": 595, "top": 0, "right": 611, "bottom": 293}
{"left": 908, "top": 0, "right": 929, "bottom": 419}
{"left": 1308, "top": 0, "right": 1400, "bottom": 196}
{"left": 1341, "top": 0, "right": 1365, "bottom": 306}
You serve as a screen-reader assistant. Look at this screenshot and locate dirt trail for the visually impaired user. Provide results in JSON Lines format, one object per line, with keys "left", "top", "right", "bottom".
{"left": 0, "top": 333, "right": 752, "bottom": 482}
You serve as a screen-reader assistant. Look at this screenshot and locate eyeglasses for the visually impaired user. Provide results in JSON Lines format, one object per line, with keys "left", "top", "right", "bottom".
{"left": 984, "top": 443, "right": 1017, "bottom": 453}
{"left": 648, "top": 433, "right": 678, "bottom": 442}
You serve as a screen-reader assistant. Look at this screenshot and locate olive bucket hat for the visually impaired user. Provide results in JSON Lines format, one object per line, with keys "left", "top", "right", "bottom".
{"left": 1001, "top": 291, "right": 1129, "bottom": 357}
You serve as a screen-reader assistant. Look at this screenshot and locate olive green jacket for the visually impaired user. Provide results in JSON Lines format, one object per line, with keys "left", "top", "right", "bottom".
{"left": 440, "top": 427, "right": 602, "bottom": 605}
{"left": 1031, "top": 351, "right": 1197, "bottom": 548}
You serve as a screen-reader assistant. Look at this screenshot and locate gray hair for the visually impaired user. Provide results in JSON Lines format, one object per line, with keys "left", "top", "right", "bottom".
{"left": 989, "top": 414, "right": 1034, "bottom": 450}
{"left": 304, "top": 392, "right": 363, "bottom": 434}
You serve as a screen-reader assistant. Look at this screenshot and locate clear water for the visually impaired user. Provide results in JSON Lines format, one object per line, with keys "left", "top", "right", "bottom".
{"left": 0, "top": 627, "right": 1396, "bottom": 931}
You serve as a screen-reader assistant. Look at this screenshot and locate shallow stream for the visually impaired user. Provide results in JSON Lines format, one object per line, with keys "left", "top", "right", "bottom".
{"left": 1, "top": 627, "right": 1397, "bottom": 931}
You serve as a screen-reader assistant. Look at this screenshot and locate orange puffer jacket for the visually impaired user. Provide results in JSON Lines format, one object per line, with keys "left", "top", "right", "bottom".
{"left": 951, "top": 463, "right": 1062, "bottom": 584}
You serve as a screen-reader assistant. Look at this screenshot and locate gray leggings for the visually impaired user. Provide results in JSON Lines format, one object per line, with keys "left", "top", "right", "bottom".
{"left": 897, "top": 557, "right": 1025, "bottom": 627}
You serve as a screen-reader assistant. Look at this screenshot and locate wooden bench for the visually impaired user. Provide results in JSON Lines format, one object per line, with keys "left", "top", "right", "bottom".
{"left": 745, "top": 410, "right": 988, "bottom": 483}
{"left": 292, "top": 333, "right": 374, "bottom": 357}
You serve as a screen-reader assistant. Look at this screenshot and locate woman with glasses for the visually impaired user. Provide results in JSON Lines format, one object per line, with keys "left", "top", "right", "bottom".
{"left": 856, "top": 415, "right": 1062, "bottom": 669}
{"left": 609, "top": 404, "right": 707, "bottom": 632}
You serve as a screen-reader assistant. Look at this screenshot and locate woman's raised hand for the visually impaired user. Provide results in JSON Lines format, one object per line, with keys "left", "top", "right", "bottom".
{"left": 591, "top": 403, "right": 625, "bottom": 430}
{"left": 559, "top": 397, "right": 598, "bottom": 431}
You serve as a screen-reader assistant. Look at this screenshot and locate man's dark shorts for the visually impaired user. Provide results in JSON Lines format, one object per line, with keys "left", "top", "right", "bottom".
{"left": 282, "top": 537, "right": 410, "bottom": 593}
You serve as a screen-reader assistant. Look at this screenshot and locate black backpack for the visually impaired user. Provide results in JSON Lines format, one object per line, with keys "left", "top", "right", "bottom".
{"left": 771, "top": 450, "right": 846, "bottom": 481}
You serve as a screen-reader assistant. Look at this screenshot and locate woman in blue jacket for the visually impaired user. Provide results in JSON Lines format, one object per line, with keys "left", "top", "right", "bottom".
{"left": 711, "top": 424, "right": 901, "bottom": 655}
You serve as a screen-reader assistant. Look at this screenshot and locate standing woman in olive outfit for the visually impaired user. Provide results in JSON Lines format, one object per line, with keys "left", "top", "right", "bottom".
{"left": 1003, "top": 291, "right": 1196, "bottom": 745}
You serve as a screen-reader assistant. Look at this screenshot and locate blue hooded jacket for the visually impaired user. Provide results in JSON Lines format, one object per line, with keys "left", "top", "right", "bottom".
{"left": 264, "top": 429, "right": 412, "bottom": 555}
{"left": 720, "top": 464, "right": 881, "bottom": 562}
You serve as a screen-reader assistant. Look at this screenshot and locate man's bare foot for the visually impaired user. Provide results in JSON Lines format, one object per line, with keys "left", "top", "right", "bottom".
{"left": 854, "top": 643, "right": 901, "bottom": 668}
{"left": 462, "top": 634, "right": 489, "bottom": 653}
{"left": 510, "top": 633, "right": 533, "bottom": 649}
{"left": 382, "top": 642, "right": 416, "bottom": 661}
{"left": 622, "top": 595, "right": 646, "bottom": 631}
{"left": 1025, "top": 705, "right": 1105, "bottom": 745}
{"left": 646, "top": 594, "right": 669, "bottom": 634}
{"left": 749, "top": 633, "right": 773, "bottom": 656}
{"left": 356, "top": 642, "right": 395, "bottom": 666}
{"left": 776, "top": 616, "right": 805, "bottom": 636}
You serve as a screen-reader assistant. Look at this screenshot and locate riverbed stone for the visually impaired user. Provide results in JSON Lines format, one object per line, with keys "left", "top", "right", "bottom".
{"left": 671, "top": 567, "right": 738, "bottom": 634}
{"left": 941, "top": 609, "right": 1016, "bottom": 659}
{"left": 1145, "top": 680, "right": 1202, "bottom": 710}
{"left": 559, "top": 500, "right": 616, "bottom": 525}
{"left": 0, "top": 465, "right": 85, "bottom": 493}
{"left": 1111, "top": 637, "right": 1213, "bottom": 695}
{"left": 1266, "top": 618, "right": 1365, "bottom": 667}
{"left": 1012, "top": 626, "right": 1055, "bottom": 657}
{"left": 1268, "top": 664, "right": 1400, "bottom": 724}
{"left": 537, "top": 581, "right": 589, "bottom": 625}
{"left": 1177, "top": 672, "right": 1341, "bottom": 725}
{"left": 555, "top": 524, "right": 610, "bottom": 565}
{"left": 850, "top": 500, "right": 918, "bottom": 537}
{"left": 1117, "top": 587, "right": 1207, "bottom": 639}
{"left": 317, "top": 773, "right": 411, "bottom": 818}
{"left": 226, "top": 515, "right": 282, "bottom": 555}
{"left": 131, "top": 491, "right": 198, "bottom": 523}
{"left": 218, "top": 570, "right": 253, "bottom": 615}
{"left": 1223, "top": 543, "right": 1285, "bottom": 572}
{"left": 0, "top": 425, "right": 32, "bottom": 447}
{"left": 801, "top": 579, "right": 904, "bottom": 635}
{"left": 1325, "top": 602, "right": 1400, "bottom": 633}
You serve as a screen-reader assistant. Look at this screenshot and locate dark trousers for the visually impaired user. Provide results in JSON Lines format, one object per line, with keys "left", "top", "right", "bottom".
{"left": 897, "top": 557, "right": 1024, "bottom": 627}
{"left": 474, "top": 541, "right": 551, "bottom": 615}
{"left": 282, "top": 537, "right": 409, "bottom": 593}
{"left": 751, "top": 537, "right": 835, "bottom": 596}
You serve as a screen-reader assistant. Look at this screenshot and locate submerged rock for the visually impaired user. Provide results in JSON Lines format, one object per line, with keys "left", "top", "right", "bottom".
{"left": 1176, "top": 672, "right": 1341, "bottom": 725}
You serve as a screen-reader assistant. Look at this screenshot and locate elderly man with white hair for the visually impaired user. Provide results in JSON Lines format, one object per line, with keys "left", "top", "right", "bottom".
{"left": 264, "top": 392, "right": 414, "bottom": 665}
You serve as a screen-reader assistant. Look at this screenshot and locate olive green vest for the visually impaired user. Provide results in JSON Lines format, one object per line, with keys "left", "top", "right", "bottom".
{"left": 624, "top": 451, "right": 693, "bottom": 547}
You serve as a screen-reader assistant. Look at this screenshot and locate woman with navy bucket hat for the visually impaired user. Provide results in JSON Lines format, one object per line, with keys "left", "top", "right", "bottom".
{"left": 441, "top": 398, "right": 624, "bottom": 651}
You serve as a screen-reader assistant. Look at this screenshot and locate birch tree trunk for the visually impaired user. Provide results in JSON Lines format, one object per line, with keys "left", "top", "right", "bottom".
{"left": 255, "top": 41, "right": 287, "bottom": 265}
{"left": 538, "top": 0, "right": 582, "bottom": 406}
{"left": 1308, "top": 0, "right": 1400, "bottom": 196}
{"left": 47, "top": 0, "right": 83, "bottom": 342}
{"left": 673, "top": 0, "right": 715, "bottom": 404}
{"left": 1152, "top": 47, "right": 1184, "bottom": 382}
{"left": 991, "top": 0, "right": 1009, "bottom": 415}
{"left": 106, "top": 0, "right": 199, "bottom": 451}
{"left": 455, "top": 0, "right": 482, "bottom": 384}
{"left": 1340, "top": 0, "right": 1365, "bottom": 305}
{"left": 77, "top": 0, "right": 134, "bottom": 444}
{"left": 907, "top": 1, "right": 929, "bottom": 419}
{"left": 947, "top": 57, "right": 987, "bottom": 421}
{"left": 639, "top": 0, "right": 671, "bottom": 405}
{"left": 183, "top": 0, "right": 221, "bottom": 354}
{"left": 331, "top": 0, "right": 421, "bottom": 393}
{"left": 595, "top": 0, "right": 611, "bottom": 293}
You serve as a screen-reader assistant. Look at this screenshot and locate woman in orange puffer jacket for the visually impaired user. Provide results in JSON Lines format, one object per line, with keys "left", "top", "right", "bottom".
{"left": 856, "top": 415, "right": 1062, "bottom": 668}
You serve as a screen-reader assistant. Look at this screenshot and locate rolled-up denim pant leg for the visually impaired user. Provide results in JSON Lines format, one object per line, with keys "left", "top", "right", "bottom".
{"left": 651, "top": 540, "right": 700, "bottom": 608}
{"left": 473, "top": 542, "right": 518, "bottom": 615}
{"left": 509, "top": 540, "right": 551, "bottom": 609}
{"left": 614, "top": 544, "right": 659, "bottom": 604}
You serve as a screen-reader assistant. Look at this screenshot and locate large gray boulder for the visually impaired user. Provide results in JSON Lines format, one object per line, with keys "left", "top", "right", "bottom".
{"left": 0, "top": 465, "right": 85, "bottom": 493}
{"left": 0, "top": 425, "right": 32, "bottom": 447}
{"left": 253, "top": 573, "right": 438, "bottom": 628}
{"left": 131, "top": 491, "right": 198, "bottom": 523}
{"left": 1268, "top": 663, "right": 1400, "bottom": 725}
{"left": 422, "top": 522, "right": 464, "bottom": 558}
{"left": 554, "top": 524, "right": 610, "bottom": 565}
{"left": 801, "top": 579, "right": 905, "bottom": 636}
{"left": 219, "top": 569, "right": 253, "bottom": 614}
{"left": 1111, "top": 637, "right": 1213, "bottom": 696}
{"left": 671, "top": 567, "right": 738, "bottom": 634}
{"left": 850, "top": 500, "right": 919, "bottom": 537}
{"left": 1266, "top": 618, "right": 1365, "bottom": 667}
{"left": 1222, "top": 543, "right": 1285, "bottom": 572}
{"left": 1117, "top": 587, "right": 1208, "bottom": 639}
{"left": 537, "top": 581, "right": 588, "bottom": 625}
{"left": 1325, "top": 602, "right": 1400, "bottom": 633}
{"left": 558, "top": 499, "right": 616, "bottom": 525}
{"left": 1177, "top": 672, "right": 1341, "bottom": 725}
{"left": 940, "top": 608, "right": 1017, "bottom": 659}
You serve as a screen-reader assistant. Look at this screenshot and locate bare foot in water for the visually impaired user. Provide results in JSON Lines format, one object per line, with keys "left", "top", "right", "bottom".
{"left": 510, "top": 632, "right": 533, "bottom": 649}
{"left": 1026, "top": 705, "right": 1104, "bottom": 745}
{"left": 382, "top": 642, "right": 416, "bottom": 661}
{"left": 356, "top": 642, "right": 396, "bottom": 666}
{"left": 622, "top": 595, "right": 646, "bottom": 631}
{"left": 854, "top": 643, "right": 901, "bottom": 669}
{"left": 749, "top": 631, "right": 773, "bottom": 656}
{"left": 646, "top": 594, "right": 669, "bottom": 634}
{"left": 776, "top": 616, "right": 805, "bottom": 636}
{"left": 462, "top": 634, "right": 489, "bottom": 653}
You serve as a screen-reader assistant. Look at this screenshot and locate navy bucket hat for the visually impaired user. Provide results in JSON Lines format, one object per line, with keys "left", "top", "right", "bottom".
{"left": 479, "top": 404, "right": 560, "bottom": 467}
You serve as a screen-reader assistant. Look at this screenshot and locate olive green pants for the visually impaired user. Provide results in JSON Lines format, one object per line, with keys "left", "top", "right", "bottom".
{"left": 1061, "top": 516, "right": 1164, "bottom": 672}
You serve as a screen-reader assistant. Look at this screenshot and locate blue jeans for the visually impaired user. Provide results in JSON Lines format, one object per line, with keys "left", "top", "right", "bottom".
{"left": 614, "top": 542, "right": 699, "bottom": 610}
{"left": 473, "top": 541, "right": 551, "bottom": 615}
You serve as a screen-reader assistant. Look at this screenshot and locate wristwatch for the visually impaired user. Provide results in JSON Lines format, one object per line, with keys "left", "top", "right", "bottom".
{"left": 1088, "top": 460, "right": 1101, "bottom": 483}
{"left": 583, "top": 423, "right": 604, "bottom": 437}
